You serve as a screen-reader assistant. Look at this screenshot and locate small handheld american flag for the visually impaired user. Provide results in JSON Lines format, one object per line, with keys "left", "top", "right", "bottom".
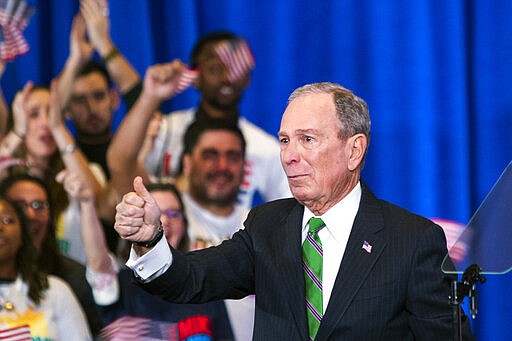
{"left": 214, "top": 38, "right": 255, "bottom": 83}
{"left": 175, "top": 67, "right": 199, "bottom": 94}
{"left": 0, "top": 0, "right": 34, "bottom": 62}
{"left": 0, "top": 324, "right": 32, "bottom": 341}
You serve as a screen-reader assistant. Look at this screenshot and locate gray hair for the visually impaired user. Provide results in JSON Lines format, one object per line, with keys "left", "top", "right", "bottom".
{"left": 288, "top": 82, "right": 371, "bottom": 143}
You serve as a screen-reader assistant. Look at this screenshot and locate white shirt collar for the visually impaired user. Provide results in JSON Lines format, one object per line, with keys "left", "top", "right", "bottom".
{"left": 302, "top": 182, "right": 362, "bottom": 243}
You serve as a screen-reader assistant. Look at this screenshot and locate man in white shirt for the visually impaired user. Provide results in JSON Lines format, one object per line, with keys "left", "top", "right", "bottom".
{"left": 180, "top": 119, "right": 249, "bottom": 250}
{"left": 177, "top": 119, "right": 254, "bottom": 340}
{"left": 143, "top": 31, "right": 290, "bottom": 209}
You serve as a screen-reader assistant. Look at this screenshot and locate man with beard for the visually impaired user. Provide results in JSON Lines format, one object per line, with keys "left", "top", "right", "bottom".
{"left": 57, "top": 3, "right": 140, "bottom": 180}
{"left": 142, "top": 31, "right": 290, "bottom": 209}
{"left": 181, "top": 119, "right": 248, "bottom": 250}
{"left": 179, "top": 119, "right": 255, "bottom": 340}
{"left": 108, "top": 108, "right": 255, "bottom": 339}
{"left": 64, "top": 62, "right": 120, "bottom": 180}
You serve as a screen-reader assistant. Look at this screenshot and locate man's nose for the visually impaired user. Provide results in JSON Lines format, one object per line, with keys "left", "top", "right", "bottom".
{"left": 281, "top": 143, "right": 300, "bottom": 165}
{"left": 215, "top": 155, "right": 230, "bottom": 169}
{"left": 221, "top": 68, "right": 233, "bottom": 84}
{"left": 83, "top": 97, "right": 96, "bottom": 112}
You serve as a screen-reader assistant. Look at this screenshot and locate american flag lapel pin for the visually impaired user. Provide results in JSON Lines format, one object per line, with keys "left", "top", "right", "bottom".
{"left": 362, "top": 240, "right": 372, "bottom": 254}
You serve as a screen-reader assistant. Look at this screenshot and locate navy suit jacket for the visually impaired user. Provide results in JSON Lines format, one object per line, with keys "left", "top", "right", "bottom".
{"left": 141, "top": 182, "right": 474, "bottom": 340}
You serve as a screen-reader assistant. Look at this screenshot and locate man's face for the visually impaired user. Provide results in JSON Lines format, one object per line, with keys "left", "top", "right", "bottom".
{"left": 184, "top": 130, "right": 245, "bottom": 207}
{"left": 278, "top": 93, "right": 360, "bottom": 211}
{"left": 68, "top": 72, "right": 117, "bottom": 136}
{"left": 195, "top": 42, "right": 250, "bottom": 112}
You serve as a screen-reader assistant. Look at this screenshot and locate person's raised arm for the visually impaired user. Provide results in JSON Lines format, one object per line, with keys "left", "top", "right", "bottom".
{"left": 49, "top": 80, "right": 102, "bottom": 196}
{"left": 57, "top": 13, "right": 94, "bottom": 110}
{"left": 57, "top": 169, "right": 111, "bottom": 273}
{"left": 107, "top": 60, "right": 186, "bottom": 196}
{"left": 80, "top": 0, "right": 140, "bottom": 95}
{"left": 136, "top": 111, "right": 162, "bottom": 168}
{"left": 0, "top": 81, "right": 31, "bottom": 159}
{"left": 0, "top": 61, "right": 9, "bottom": 137}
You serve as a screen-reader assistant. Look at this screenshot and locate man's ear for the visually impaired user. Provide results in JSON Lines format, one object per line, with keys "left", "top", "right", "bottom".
{"left": 347, "top": 133, "right": 367, "bottom": 171}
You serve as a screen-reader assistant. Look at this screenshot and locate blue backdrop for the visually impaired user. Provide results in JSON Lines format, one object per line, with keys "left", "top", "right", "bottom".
{"left": 3, "top": 1, "right": 511, "bottom": 339}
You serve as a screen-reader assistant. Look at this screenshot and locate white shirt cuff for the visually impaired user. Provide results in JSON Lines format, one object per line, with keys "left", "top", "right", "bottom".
{"left": 125, "top": 236, "right": 173, "bottom": 281}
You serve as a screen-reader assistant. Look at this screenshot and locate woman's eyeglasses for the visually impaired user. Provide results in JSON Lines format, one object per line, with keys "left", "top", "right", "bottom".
{"left": 162, "top": 209, "right": 183, "bottom": 219}
{"left": 14, "top": 200, "right": 50, "bottom": 212}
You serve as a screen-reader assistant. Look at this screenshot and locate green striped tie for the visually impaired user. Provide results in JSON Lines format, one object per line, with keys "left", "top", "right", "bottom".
{"left": 303, "top": 217, "right": 325, "bottom": 340}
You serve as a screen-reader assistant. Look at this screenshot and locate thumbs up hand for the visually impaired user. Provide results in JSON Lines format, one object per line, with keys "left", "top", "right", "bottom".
{"left": 114, "top": 176, "right": 161, "bottom": 245}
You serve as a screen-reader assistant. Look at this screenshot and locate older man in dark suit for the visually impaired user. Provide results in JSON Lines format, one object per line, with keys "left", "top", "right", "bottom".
{"left": 114, "top": 81, "right": 474, "bottom": 340}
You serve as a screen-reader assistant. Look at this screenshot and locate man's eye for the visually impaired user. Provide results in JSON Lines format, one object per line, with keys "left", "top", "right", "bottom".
{"left": 202, "top": 150, "right": 219, "bottom": 160}
{"left": 71, "top": 96, "right": 86, "bottom": 105}
{"left": 92, "top": 91, "right": 107, "bottom": 101}
{"left": 279, "top": 138, "right": 289, "bottom": 144}
{"left": 226, "top": 152, "right": 243, "bottom": 163}
{"left": 301, "top": 135, "right": 315, "bottom": 143}
{"left": 208, "top": 65, "right": 223, "bottom": 75}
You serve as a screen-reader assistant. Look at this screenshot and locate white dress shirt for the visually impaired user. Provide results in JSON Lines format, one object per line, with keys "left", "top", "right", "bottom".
{"left": 301, "top": 182, "right": 361, "bottom": 313}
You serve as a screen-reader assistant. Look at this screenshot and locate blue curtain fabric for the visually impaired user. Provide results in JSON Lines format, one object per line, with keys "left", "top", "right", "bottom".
{"left": 3, "top": 1, "right": 511, "bottom": 338}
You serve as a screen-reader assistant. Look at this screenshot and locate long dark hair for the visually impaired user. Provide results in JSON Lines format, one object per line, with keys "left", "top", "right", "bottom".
{"left": 0, "top": 173, "right": 65, "bottom": 274}
{"left": 1, "top": 197, "right": 48, "bottom": 304}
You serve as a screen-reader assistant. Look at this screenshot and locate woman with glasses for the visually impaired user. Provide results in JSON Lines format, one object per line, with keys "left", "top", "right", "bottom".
{"left": 59, "top": 170, "right": 233, "bottom": 340}
{"left": 0, "top": 173, "right": 104, "bottom": 337}
{"left": 0, "top": 80, "right": 112, "bottom": 266}
{"left": 0, "top": 196, "right": 91, "bottom": 340}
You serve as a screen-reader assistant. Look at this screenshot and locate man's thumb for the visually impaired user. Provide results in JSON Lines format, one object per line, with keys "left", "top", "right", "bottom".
{"left": 133, "top": 176, "right": 153, "bottom": 203}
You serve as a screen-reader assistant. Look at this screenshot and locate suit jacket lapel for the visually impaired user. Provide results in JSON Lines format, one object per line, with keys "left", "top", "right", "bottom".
{"left": 315, "top": 183, "right": 386, "bottom": 340}
{"left": 275, "top": 202, "right": 308, "bottom": 339}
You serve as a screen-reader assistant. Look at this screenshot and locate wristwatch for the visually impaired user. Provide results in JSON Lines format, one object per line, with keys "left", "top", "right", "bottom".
{"left": 135, "top": 222, "right": 164, "bottom": 248}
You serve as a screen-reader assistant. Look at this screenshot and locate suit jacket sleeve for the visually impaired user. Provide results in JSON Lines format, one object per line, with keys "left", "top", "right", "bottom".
{"left": 139, "top": 221, "right": 257, "bottom": 303}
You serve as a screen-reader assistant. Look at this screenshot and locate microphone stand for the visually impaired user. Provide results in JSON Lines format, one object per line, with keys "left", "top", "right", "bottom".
{"left": 448, "top": 264, "right": 486, "bottom": 341}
